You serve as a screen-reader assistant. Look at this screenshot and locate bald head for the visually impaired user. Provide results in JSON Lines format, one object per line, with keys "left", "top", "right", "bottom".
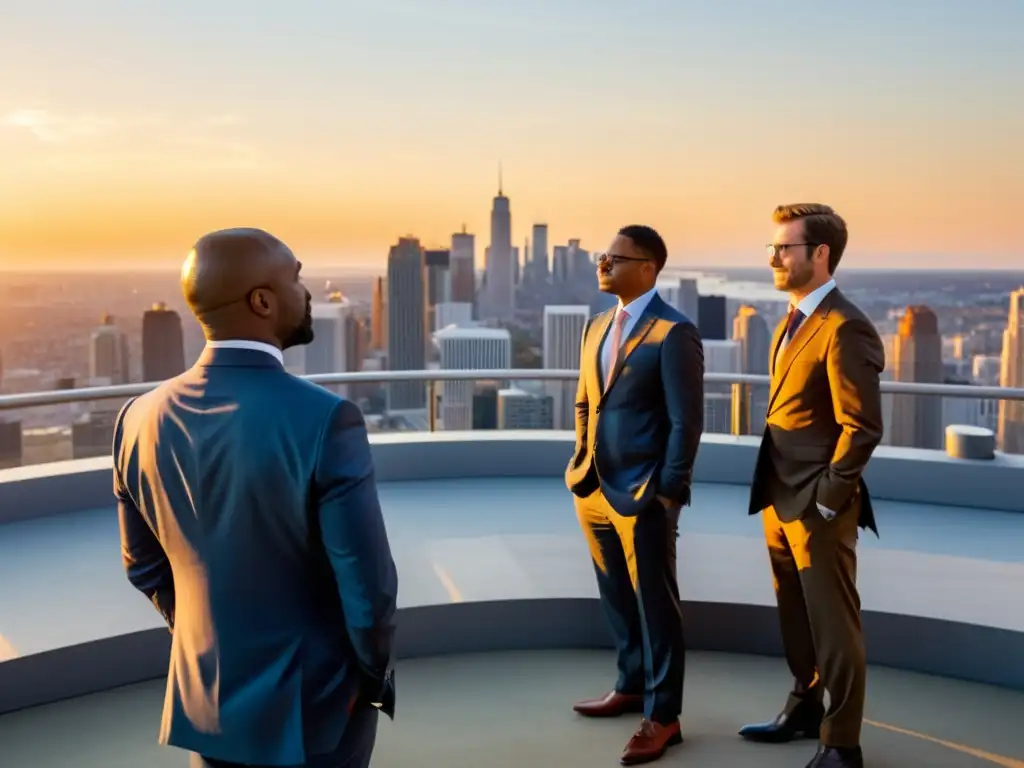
{"left": 181, "top": 228, "right": 313, "bottom": 348}
{"left": 182, "top": 228, "right": 293, "bottom": 315}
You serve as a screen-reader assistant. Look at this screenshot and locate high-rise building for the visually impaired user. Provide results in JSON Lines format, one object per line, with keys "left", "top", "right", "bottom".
{"left": 424, "top": 249, "right": 451, "bottom": 335}
{"left": 543, "top": 305, "right": 590, "bottom": 429}
{"left": 697, "top": 295, "right": 727, "bottom": 340}
{"left": 531, "top": 224, "right": 549, "bottom": 277}
{"left": 387, "top": 238, "right": 427, "bottom": 411}
{"left": 89, "top": 313, "right": 130, "bottom": 385}
{"left": 434, "top": 326, "right": 511, "bottom": 430}
{"left": 484, "top": 172, "right": 514, "bottom": 321}
{"left": 890, "top": 305, "right": 944, "bottom": 449}
{"left": 449, "top": 228, "right": 476, "bottom": 304}
{"left": 304, "top": 296, "right": 352, "bottom": 396}
{"left": 676, "top": 279, "right": 700, "bottom": 320}
{"left": 998, "top": 287, "right": 1024, "bottom": 453}
{"left": 141, "top": 302, "right": 185, "bottom": 382}
{"left": 732, "top": 305, "right": 771, "bottom": 433}
{"left": 552, "top": 245, "right": 569, "bottom": 283}
{"left": 370, "top": 277, "right": 387, "bottom": 351}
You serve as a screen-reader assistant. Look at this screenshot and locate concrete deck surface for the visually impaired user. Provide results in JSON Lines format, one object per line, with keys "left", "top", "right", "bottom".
{"left": 2, "top": 478, "right": 1023, "bottom": 661}
{"left": 1, "top": 650, "right": 1022, "bottom": 767}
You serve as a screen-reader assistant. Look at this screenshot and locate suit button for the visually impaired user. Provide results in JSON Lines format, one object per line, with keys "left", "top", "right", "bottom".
{"left": 595, "top": 406, "right": 601, "bottom": 414}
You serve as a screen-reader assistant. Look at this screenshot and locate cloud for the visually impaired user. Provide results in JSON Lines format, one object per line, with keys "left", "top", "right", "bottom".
{"left": 2, "top": 109, "right": 117, "bottom": 142}
{"left": 1, "top": 108, "right": 169, "bottom": 143}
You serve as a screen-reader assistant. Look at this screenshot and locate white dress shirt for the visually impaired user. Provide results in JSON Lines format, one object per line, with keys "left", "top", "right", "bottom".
{"left": 778, "top": 278, "right": 836, "bottom": 356}
{"left": 205, "top": 339, "right": 284, "bottom": 365}
{"left": 600, "top": 286, "right": 659, "bottom": 382}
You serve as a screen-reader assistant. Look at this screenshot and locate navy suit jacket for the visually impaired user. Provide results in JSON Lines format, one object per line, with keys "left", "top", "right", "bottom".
{"left": 565, "top": 293, "right": 705, "bottom": 516}
{"left": 113, "top": 346, "right": 398, "bottom": 766}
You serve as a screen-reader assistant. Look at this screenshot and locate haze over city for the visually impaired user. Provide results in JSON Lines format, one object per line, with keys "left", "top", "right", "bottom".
{"left": 2, "top": 0, "right": 1021, "bottom": 270}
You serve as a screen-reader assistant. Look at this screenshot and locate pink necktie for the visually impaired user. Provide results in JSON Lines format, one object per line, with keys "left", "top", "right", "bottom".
{"left": 605, "top": 310, "right": 629, "bottom": 389}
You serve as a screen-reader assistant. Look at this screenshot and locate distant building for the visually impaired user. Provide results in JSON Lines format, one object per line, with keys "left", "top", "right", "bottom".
{"left": 142, "top": 302, "right": 185, "bottom": 382}
{"left": 697, "top": 295, "right": 727, "bottom": 340}
{"left": 498, "top": 388, "right": 554, "bottom": 429}
{"left": 434, "top": 326, "right": 511, "bottom": 430}
{"left": 387, "top": 237, "right": 427, "bottom": 411}
{"left": 890, "top": 305, "right": 943, "bottom": 449}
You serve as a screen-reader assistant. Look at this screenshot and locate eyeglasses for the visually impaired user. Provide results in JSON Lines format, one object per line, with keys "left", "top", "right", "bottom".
{"left": 766, "top": 243, "right": 820, "bottom": 258}
{"left": 597, "top": 253, "right": 651, "bottom": 266}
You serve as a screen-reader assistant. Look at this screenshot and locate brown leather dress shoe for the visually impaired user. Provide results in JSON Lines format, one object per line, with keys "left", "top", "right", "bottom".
{"left": 573, "top": 691, "right": 644, "bottom": 717}
{"left": 620, "top": 718, "right": 683, "bottom": 765}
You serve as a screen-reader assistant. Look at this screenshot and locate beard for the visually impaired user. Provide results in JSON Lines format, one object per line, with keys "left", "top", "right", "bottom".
{"left": 778, "top": 261, "right": 815, "bottom": 292}
{"left": 282, "top": 298, "right": 314, "bottom": 349}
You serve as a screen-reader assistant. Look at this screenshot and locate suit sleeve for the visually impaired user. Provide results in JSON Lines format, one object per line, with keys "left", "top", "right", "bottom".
{"left": 573, "top": 317, "right": 593, "bottom": 448}
{"left": 656, "top": 322, "right": 705, "bottom": 505}
{"left": 114, "top": 398, "right": 176, "bottom": 631}
{"left": 816, "top": 318, "right": 885, "bottom": 512}
{"left": 314, "top": 399, "right": 398, "bottom": 709}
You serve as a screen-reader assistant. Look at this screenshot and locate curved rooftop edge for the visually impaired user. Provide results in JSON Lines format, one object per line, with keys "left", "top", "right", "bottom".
{"left": 0, "top": 432, "right": 1022, "bottom": 716}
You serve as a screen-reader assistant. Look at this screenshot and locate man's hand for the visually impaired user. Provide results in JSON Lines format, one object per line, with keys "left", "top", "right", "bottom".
{"left": 657, "top": 494, "right": 679, "bottom": 511}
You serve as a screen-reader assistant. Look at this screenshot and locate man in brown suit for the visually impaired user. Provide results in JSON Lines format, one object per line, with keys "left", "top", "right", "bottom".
{"left": 741, "top": 204, "right": 884, "bottom": 768}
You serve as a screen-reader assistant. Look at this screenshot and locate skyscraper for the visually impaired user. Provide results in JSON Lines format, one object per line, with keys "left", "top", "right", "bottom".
{"left": 141, "top": 302, "right": 185, "bottom": 382}
{"left": 424, "top": 249, "right": 451, "bottom": 337}
{"left": 305, "top": 297, "right": 352, "bottom": 396}
{"left": 484, "top": 170, "right": 514, "bottom": 321}
{"left": 891, "top": 305, "right": 943, "bottom": 449}
{"left": 543, "top": 305, "right": 589, "bottom": 429}
{"left": 697, "top": 295, "right": 727, "bottom": 340}
{"left": 449, "top": 228, "right": 476, "bottom": 304}
{"left": 532, "top": 223, "right": 549, "bottom": 278}
{"left": 89, "top": 313, "right": 130, "bottom": 385}
{"left": 733, "top": 305, "right": 771, "bottom": 433}
{"left": 387, "top": 237, "right": 427, "bottom": 411}
{"left": 370, "top": 276, "right": 386, "bottom": 351}
{"left": 998, "top": 287, "right": 1024, "bottom": 453}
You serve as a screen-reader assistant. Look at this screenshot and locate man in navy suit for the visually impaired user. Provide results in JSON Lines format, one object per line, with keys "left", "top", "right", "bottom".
{"left": 114, "top": 228, "right": 398, "bottom": 768}
{"left": 565, "top": 225, "right": 704, "bottom": 765}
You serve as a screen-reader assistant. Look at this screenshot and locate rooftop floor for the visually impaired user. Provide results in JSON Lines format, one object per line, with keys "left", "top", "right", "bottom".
{"left": 1, "top": 650, "right": 1022, "bottom": 767}
{"left": 1, "top": 477, "right": 1022, "bottom": 660}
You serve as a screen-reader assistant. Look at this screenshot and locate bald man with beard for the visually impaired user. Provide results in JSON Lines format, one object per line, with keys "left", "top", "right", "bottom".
{"left": 113, "top": 228, "right": 398, "bottom": 768}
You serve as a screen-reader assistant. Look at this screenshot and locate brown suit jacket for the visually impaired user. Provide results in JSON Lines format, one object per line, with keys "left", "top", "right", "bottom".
{"left": 748, "top": 287, "right": 885, "bottom": 533}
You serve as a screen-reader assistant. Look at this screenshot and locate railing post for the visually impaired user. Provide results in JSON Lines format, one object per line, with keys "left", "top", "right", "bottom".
{"left": 730, "top": 382, "right": 750, "bottom": 436}
{"left": 427, "top": 380, "right": 437, "bottom": 432}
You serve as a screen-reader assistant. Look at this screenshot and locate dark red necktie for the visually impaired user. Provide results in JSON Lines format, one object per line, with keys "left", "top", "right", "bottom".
{"left": 786, "top": 307, "right": 805, "bottom": 341}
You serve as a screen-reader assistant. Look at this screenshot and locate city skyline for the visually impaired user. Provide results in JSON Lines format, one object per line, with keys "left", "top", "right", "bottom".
{"left": 2, "top": 1, "right": 1021, "bottom": 269}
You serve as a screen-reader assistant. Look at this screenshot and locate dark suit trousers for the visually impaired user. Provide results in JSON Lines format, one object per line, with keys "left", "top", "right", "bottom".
{"left": 575, "top": 489, "right": 685, "bottom": 724}
{"left": 763, "top": 502, "right": 865, "bottom": 748}
{"left": 191, "top": 703, "right": 379, "bottom": 768}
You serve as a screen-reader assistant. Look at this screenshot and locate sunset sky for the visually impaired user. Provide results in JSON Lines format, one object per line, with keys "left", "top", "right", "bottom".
{"left": 1, "top": 0, "right": 1021, "bottom": 270}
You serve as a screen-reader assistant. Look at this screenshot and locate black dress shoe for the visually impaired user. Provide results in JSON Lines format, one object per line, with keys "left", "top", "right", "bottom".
{"left": 805, "top": 744, "right": 864, "bottom": 768}
{"left": 738, "top": 698, "right": 824, "bottom": 743}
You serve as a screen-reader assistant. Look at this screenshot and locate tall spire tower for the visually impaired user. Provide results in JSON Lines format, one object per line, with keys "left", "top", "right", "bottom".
{"left": 484, "top": 164, "right": 514, "bottom": 321}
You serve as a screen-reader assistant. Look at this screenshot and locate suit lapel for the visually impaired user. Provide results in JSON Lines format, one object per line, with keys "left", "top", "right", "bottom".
{"left": 769, "top": 315, "right": 786, "bottom": 379}
{"left": 767, "top": 292, "right": 835, "bottom": 414}
{"left": 601, "top": 300, "right": 659, "bottom": 399}
{"left": 589, "top": 310, "right": 614, "bottom": 395}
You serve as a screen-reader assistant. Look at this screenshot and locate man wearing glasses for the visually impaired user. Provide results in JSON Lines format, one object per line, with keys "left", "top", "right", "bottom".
{"left": 565, "top": 225, "right": 704, "bottom": 765}
{"left": 741, "top": 204, "right": 884, "bottom": 768}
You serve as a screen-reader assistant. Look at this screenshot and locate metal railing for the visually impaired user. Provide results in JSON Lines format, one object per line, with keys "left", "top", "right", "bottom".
{"left": 2, "top": 370, "right": 1022, "bottom": 435}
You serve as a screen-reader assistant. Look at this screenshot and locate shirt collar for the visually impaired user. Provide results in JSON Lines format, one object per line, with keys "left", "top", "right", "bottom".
{"left": 792, "top": 278, "right": 836, "bottom": 317}
{"left": 205, "top": 339, "right": 284, "bottom": 365}
{"left": 618, "top": 286, "right": 659, "bottom": 317}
